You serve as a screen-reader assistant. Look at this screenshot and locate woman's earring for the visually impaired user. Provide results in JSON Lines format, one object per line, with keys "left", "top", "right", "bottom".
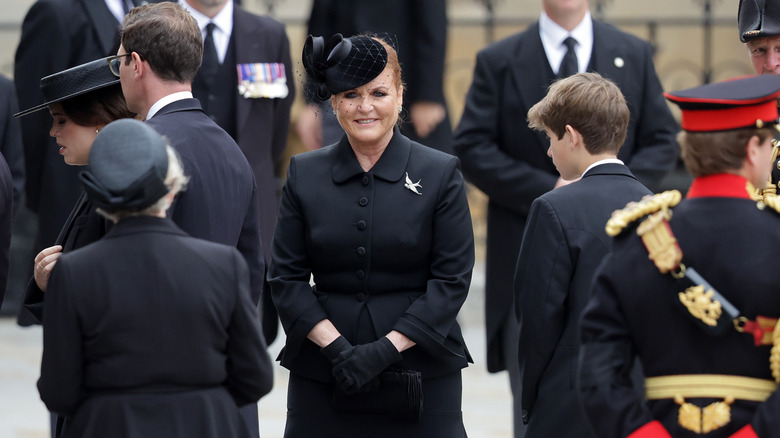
{"left": 398, "top": 107, "right": 402, "bottom": 114}
{"left": 95, "top": 129, "right": 100, "bottom": 134}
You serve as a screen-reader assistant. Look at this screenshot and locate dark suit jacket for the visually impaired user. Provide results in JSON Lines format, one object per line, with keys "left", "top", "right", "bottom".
{"left": 14, "top": 0, "right": 122, "bottom": 251}
{"left": 192, "top": 6, "right": 295, "bottom": 343}
{"left": 0, "top": 154, "right": 12, "bottom": 307}
{"left": 580, "top": 179, "right": 780, "bottom": 437}
{"left": 513, "top": 163, "right": 650, "bottom": 437}
{"left": 268, "top": 130, "right": 474, "bottom": 383}
{"left": 453, "top": 20, "right": 679, "bottom": 372}
{"left": 146, "top": 98, "right": 265, "bottom": 305}
{"left": 38, "top": 216, "right": 272, "bottom": 437}
{"left": 306, "top": 0, "right": 453, "bottom": 153}
{"left": 0, "top": 75, "right": 25, "bottom": 209}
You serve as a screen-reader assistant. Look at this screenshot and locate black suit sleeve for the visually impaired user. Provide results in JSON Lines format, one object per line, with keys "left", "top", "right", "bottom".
{"left": 620, "top": 40, "right": 678, "bottom": 190}
{"left": 38, "top": 260, "right": 85, "bottom": 416}
{"left": 514, "top": 197, "right": 571, "bottom": 415}
{"left": 0, "top": 76, "right": 25, "bottom": 209}
{"left": 406, "top": 0, "right": 447, "bottom": 105}
{"left": 271, "top": 24, "right": 295, "bottom": 171}
{"left": 14, "top": 1, "right": 70, "bottom": 212}
{"left": 237, "top": 181, "right": 265, "bottom": 306}
{"left": 225, "top": 249, "right": 274, "bottom": 405}
{"left": 454, "top": 49, "right": 557, "bottom": 217}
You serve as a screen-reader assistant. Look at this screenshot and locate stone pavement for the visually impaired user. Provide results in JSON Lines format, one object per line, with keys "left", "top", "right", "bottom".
{"left": 0, "top": 260, "right": 512, "bottom": 438}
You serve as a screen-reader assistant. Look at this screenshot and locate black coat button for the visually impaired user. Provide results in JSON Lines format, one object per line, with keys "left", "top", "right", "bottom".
{"left": 361, "top": 175, "right": 370, "bottom": 185}
{"left": 357, "top": 220, "right": 366, "bottom": 230}
{"left": 357, "top": 292, "right": 366, "bottom": 301}
{"left": 359, "top": 197, "right": 368, "bottom": 206}
{"left": 357, "top": 246, "right": 366, "bottom": 256}
{"left": 356, "top": 270, "right": 365, "bottom": 279}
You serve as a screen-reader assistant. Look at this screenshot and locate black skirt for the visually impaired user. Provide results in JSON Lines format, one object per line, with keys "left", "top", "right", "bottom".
{"left": 284, "top": 371, "right": 467, "bottom": 438}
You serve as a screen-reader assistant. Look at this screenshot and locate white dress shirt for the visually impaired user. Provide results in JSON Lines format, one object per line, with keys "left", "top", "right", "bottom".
{"left": 180, "top": 0, "right": 234, "bottom": 64}
{"left": 539, "top": 10, "right": 594, "bottom": 75}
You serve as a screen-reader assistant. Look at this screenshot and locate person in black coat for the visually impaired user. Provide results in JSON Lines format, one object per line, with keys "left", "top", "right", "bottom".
{"left": 578, "top": 75, "right": 780, "bottom": 438}
{"left": 182, "top": 0, "right": 296, "bottom": 344}
{"left": 452, "top": 1, "right": 678, "bottom": 435}
{"left": 268, "top": 34, "right": 474, "bottom": 437}
{"left": 514, "top": 72, "right": 651, "bottom": 437}
{"left": 14, "top": 57, "right": 135, "bottom": 323}
{"left": 295, "top": 0, "right": 452, "bottom": 154}
{"left": 38, "top": 118, "right": 272, "bottom": 438}
{"left": 115, "top": 4, "right": 266, "bottom": 433}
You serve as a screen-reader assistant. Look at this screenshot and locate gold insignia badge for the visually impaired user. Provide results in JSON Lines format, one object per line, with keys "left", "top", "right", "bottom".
{"left": 675, "top": 394, "right": 733, "bottom": 434}
{"left": 678, "top": 285, "right": 722, "bottom": 327}
{"left": 636, "top": 210, "right": 682, "bottom": 274}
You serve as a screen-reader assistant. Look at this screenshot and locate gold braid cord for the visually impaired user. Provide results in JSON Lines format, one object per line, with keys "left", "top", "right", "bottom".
{"left": 755, "top": 133, "right": 780, "bottom": 202}
{"left": 772, "top": 320, "right": 780, "bottom": 383}
{"left": 605, "top": 190, "right": 683, "bottom": 237}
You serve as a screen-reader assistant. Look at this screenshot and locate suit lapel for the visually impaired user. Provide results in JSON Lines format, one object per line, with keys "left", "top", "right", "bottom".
{"left": 55, "top": 192, "right": 89, "bottom": 249}
{"left": 80, "top": 0, "right": 120, "bottom": 56}
{"left": 509, "top": 23, "right": 556, "bottom": 156}
{"left": 589, "top": 21, "right": 628, "bottom": 86}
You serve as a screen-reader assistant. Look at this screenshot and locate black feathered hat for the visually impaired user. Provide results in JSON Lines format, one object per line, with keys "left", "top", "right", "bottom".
{"left": 79, "top": 119, "right": 170, "bottom": 213}
{"left": 738, "top": 0, "right": 780, "bottom": 42}
{"left": 14, "top": 57, "right": 120, "bottom": 118}
{"left": 302, "top": 33, "right": 388, "bottom": 101}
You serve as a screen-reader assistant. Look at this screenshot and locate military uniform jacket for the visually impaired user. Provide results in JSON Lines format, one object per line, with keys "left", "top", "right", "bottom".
{"left": 579, "top": 174, "right": 780, "bottom": 438}
{"left": 514, "top": 163, "right": 651, "bottom": 437}
{"left": 38, "top": 216, "right": 272, "bottom": 438}
{"left": 268, "top": 130, "right": 474, "bottom": 383}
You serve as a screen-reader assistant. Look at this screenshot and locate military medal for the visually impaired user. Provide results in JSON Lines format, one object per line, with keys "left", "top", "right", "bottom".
{"left": 237, "top": 62, "right": 289, "bottom": 99}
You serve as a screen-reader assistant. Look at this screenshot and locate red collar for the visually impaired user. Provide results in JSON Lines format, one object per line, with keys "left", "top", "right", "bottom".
{"left": 686, "top": 174, "right": 753, "bottom": 199}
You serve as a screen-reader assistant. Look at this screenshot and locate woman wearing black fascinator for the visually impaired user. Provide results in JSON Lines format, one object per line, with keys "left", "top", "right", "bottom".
{"left": 268, "top": 34, "right": 474, "bottom": 437}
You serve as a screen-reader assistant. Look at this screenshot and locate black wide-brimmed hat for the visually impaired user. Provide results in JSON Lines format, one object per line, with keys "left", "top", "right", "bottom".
{"left": 738, "top": 0, "right": 780, "bottom": 42}
{"left": 79, "top": 119, "right": 170, "bottom": 213}
{"left": 664, "top": 74, "right": 780, "bottom": 132}
{"left": 302, "top": 33, "right": 388, "bottom": 101}
{"left": 14, "top": 56, "right": 120, "bottom": 118}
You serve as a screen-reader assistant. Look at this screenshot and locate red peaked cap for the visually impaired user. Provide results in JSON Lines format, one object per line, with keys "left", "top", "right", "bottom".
{"left": 664, "top": 75, "right": 780, "bottom": 132}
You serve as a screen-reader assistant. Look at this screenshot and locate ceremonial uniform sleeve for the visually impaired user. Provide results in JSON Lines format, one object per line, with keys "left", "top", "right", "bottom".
{"left": 453, "top": 48, "right": 557, "bottom": 217}
{"left": 578, "top": 251, "right": 664, "bottom": 438}
{"left": 267, "top": 158, "right": 329, "bottom": 361}
{"left": 392, "top": 157, "right": 475, "bottom": 355}
{"left": 513, "top": 196, "right": 571, "bottom": 416}
{"left": 37, "top": 260, "right": 85, "bottom": 416}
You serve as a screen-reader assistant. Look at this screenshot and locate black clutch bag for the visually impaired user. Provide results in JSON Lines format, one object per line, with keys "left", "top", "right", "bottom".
{"left": 332, "top": 368, "right": 423, "bottom": 421}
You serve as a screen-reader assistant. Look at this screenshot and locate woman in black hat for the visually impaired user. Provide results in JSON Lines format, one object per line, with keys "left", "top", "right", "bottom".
{"left": 15, "top": 57, "right": 135, "bottom": 323}
{"left": 37, "top": 118, "right": 272, "bottom": 438}
{"left": 267, "top": 34, "right": 474, "bottom": 437}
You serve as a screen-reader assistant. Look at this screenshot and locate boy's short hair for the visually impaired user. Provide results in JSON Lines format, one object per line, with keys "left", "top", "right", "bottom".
{"left": 678, "top": 127, "right": 774, "bottom": 177}
{"left": 528, "top": 72, "right": 629, "bottom": 155}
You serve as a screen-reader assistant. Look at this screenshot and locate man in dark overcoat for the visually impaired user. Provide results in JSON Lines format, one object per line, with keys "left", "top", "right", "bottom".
{"left": 452, "top": 1, "right": 678, "bottom": 435}
{"left": 182, "top": 0, "right": 295, "bottom": 345}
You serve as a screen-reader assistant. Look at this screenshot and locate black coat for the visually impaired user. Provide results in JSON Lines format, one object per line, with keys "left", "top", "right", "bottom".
{"left": 513, "top": 163, "right": 650, "bottom": 437}
{"left": 268, "top": 130, "right": 474, "bottom": 383}
{"left": 306, "top": 0, "right": 452, "bottom": 153}
{"left": 453, "top": 20, "right": 679, "bottom": 372}
{"left": 38, "top": 216, "right": 272, "bottom": 438}
{"left": 146, "top": 98, "right": 265, "bottom": 306}
{"left": 0, "top": 75, "right": 25, "bottom": 209}
{"left": 191, "top": 6, "right": 295, "bottom": 344}
{"left": 14, "top": 0, "right": 123, "bottom": 251}
{"left": 579, "top": 176, "right": 780, "bottom": 438}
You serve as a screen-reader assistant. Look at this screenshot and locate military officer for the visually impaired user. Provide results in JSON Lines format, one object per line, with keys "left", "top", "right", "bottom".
{"left": 578, "top": 74, "right": 780, "bottom": 438}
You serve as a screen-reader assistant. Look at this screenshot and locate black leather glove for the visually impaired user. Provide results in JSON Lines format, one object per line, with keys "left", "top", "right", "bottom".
{"left": 320, "top": 335, "right": 353, "bottom": 366}
{"left": 332, "top": 337, "right": 403, "bottom": 394}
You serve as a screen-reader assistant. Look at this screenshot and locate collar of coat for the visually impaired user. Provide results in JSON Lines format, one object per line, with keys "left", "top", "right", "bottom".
{"left": 332, "top": 127, "right": 411, "bottom": 184}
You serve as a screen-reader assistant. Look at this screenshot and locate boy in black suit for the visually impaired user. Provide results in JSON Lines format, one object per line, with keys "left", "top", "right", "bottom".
{"left": 513, "top": 72, "right": 651, "bottom": 437}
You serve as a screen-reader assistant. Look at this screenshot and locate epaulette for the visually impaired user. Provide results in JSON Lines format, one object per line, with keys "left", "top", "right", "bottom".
{"left": 605, "top": 190, "right": 683, "bottom": 237}
{"left": 758, "top": 194, "right": 780, "bottom": 216}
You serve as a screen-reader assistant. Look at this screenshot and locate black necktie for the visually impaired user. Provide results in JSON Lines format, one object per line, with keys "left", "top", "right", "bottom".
{"left": 201, "top": 22, "right": 219, "bottom": 85}
{"left": 559, "top": 36, "right": 578, "bottom": 78}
